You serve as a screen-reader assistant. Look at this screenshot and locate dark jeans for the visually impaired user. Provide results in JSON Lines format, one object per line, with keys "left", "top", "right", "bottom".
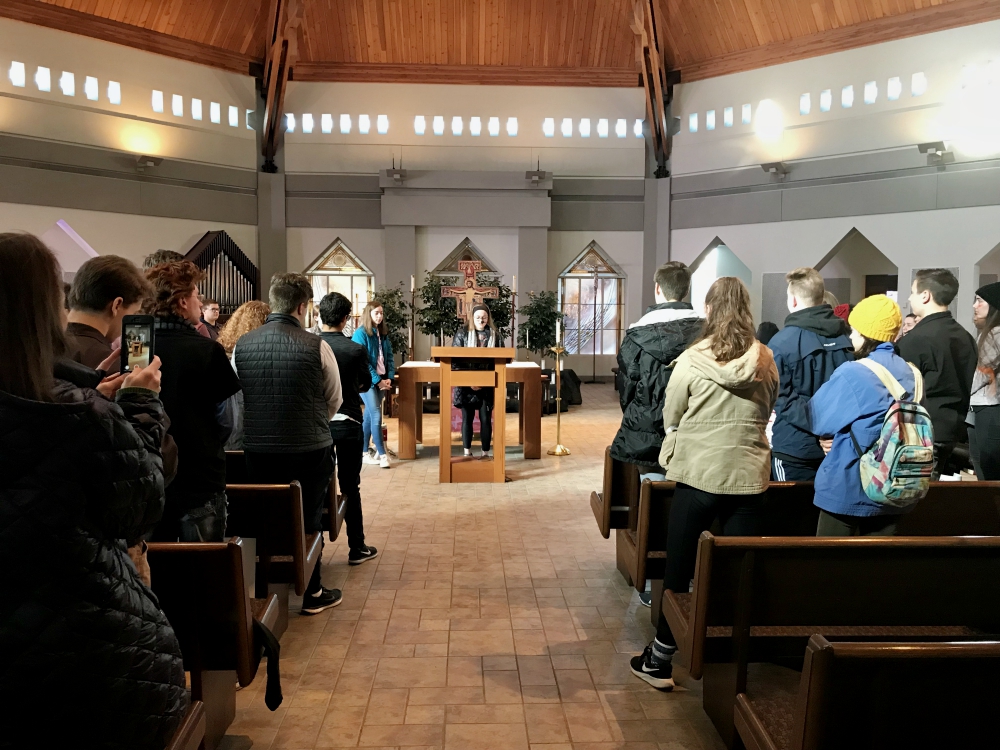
{"left": 771, "top": 455, "right": 819, "bottom": 482}
{"left": 153, "top": 489, "right": 228, "bottom": 542}
{"left": 246, "top": 446, "right": 334, "bottom": 595}
{"left": 654, "top": 483, "right": 764, "bottom": 646}
{"left": 461, "top": 403, "right": 493, "bottom": 451}
{"left": 932, "top": 442, "right": 956, "bottom": 481}
{"left": 330, "top": 422, "right": 366, "bottom": 552}
{"left": 816, "top": 509, "right": 898, "bottom": 537}
{"left": 970, "top": 406, "right": 1000, "bottom": 480}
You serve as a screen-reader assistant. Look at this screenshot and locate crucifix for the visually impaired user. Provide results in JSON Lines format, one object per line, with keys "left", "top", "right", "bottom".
{"left": 441, "top": 260, "right": 498, "bottom": 323}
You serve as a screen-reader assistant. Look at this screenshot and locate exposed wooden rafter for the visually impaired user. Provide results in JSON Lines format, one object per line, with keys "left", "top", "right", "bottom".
{"left": 632, "top": 1, "right": 679, "bottom": 179}
{"left": 291, "top": 63, "right": 636, "bottom": 88}
{"left": 259, "top": 0, "right": 302, "bottom": 173}
{"left": 0, "top": 0, "right": 256, "bottom": 75}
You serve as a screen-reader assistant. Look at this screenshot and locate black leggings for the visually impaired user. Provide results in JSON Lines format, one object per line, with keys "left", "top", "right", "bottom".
{"left": 969, "top": 405, "right": 1000, "bottom": 480}
{"left": 655, "top": 483, "right": 764, "bottom": 646}
{"left": 461, "top": 403, "right": 492, "bottom": 451}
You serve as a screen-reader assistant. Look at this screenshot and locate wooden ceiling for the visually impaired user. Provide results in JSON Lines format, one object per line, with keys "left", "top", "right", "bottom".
{"left": 4, "top": 0, "right": 1000, "bottom": 85}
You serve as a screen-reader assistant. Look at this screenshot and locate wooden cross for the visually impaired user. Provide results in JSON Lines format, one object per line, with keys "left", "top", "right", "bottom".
{"left": 441, "top": 260, "right": 499, "bottom": 323}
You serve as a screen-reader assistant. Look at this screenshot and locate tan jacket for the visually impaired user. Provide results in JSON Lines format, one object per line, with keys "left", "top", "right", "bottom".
{"left": 659, "top": 339, "right": 779, "bottom": 495}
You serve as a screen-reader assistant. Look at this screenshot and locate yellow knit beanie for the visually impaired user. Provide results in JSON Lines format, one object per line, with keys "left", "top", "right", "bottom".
{"left": 848, "top": 294, "right": 902, "bottom": 343}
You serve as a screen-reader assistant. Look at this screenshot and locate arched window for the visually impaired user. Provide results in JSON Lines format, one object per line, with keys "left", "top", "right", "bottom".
{"left": 431, "top": 237, "right": 500, "bottom": 279}
{"left": 303, "top": 239, "right": 374, "bottom": 332}
{"left": 558, "top": 241, "right": 626, "bottom": 355}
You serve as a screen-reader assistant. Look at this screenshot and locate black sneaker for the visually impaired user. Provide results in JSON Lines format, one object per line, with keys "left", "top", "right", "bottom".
{"left": 630, "top": 644, "right": 674, "bottom": 690}
{"left": 348, "top": 545, "right": 379, "bottom": 566}
{"left": 301, "top": 587, "right": 343, "bottom": 615}
{"left": 638, "top": 591, "right": 652, "bottom": 608}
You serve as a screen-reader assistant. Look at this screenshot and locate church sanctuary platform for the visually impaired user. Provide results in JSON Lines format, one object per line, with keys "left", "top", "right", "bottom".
{"left": 225, "top": 384, "right": 725, "bottom": 750}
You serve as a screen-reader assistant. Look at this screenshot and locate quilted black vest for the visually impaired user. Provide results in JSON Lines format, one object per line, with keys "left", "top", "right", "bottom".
{"left": 235, "top": 314, "right": 332, "bottom": 453}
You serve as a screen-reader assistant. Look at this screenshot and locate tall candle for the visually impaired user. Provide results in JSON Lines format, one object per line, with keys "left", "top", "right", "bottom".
{"left": 526, "top": 327, "right": 530, "bottom": 350}
{"left": 410, "top": 274, "right": 415, "bottom": 292}
{"left": 555, "top": 320, "right": 561, "bottom": 343}
{"left": 408, "top": 324, "right": 413, "bottom": 348}
{"left": 512, "top": 275, "right": 517, "bottom": 294}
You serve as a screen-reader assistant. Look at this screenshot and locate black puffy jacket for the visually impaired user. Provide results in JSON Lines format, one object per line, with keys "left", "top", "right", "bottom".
{"left": 451, "top": 327, "right": 497, "bottom": 408}
{"left": 0, "top": 371, "right": 187, "bottom": 749}
{"left": 610, "top": 303, "right": 703, "bottom": 470}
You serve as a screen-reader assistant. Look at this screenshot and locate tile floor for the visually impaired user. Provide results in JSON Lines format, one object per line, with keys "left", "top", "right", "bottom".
{"left": 229, "top": 383, "right": 724, "bottom": 750}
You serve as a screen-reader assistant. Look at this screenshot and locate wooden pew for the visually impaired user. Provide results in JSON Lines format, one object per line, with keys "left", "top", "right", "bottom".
{"left": 590, "top": 447, "right": 641, "bottom": 540}
{"left": 226, "top": 450, "right": 346, "bottom": 540}
{"left": 166, "top": 702, "right": 206, "bottom": 750}
{"left": 225, "top": 482, "right": 323, "bottom": 637}
{"left": 735, "top": 635, "right": 1000, "bottom": 750}
{"left": 660, "top": 533, "right": 1000, "bottom": 747}
{"left": 147, "top": 539, "right": 280, "bottom": 750}
{"left": 635, "top": 480, "right": 1000, "bottom": 601}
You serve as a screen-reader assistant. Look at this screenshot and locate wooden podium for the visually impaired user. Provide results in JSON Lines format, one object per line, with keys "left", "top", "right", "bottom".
{"left": 432, "top": 346, "right": 515, "bottom": 483}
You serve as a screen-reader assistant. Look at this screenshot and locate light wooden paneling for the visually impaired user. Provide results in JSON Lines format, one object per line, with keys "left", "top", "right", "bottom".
{"left": 7, "top": 0, "right": 1000, "bottom": 84}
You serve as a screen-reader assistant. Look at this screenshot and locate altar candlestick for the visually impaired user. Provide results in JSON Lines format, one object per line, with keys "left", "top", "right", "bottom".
{"left": 555, "top": 320, "right": 561, "bottom": 343}
{"left": 512, "top": 275, "right": 517, "bottom": 293}
{"left": 410, "top": 275, "right": 415, "bottom": 292}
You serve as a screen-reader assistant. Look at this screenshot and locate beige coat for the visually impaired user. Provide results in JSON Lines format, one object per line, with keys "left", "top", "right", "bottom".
{"left": 658, "top": 339, "right": 779, "bottom": 495}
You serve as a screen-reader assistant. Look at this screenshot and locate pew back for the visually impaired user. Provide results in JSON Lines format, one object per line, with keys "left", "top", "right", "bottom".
{"left": 590, "top": 447, "right": 641, "bottom": 538}
{"left": 736, "top": 635, "right": 1000, "bottom": 750}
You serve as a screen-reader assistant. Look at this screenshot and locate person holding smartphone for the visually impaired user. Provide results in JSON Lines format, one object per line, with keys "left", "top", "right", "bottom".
{"left": 145, "top": 260, "right": 242, "bottom": 542}
{"left": 0, "top": 233, "right": 188, "bottom": 747}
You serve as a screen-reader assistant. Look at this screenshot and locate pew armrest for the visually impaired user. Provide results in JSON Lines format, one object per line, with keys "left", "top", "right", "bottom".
{"left": 252, "top": 593, "right": 281, "bottom": 633}
{"left": 661, "top": 591, "right": 693, "bottom": 673}
{"left": 166, "top": 701, "right": 206, "bottom": 750}
{"left": 734, "top": 693, "right": 783, "bottom": 750}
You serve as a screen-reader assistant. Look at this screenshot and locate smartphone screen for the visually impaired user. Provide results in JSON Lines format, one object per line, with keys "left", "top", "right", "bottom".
{"left": 121, "top": 316, "right": 155, "bottom": 374}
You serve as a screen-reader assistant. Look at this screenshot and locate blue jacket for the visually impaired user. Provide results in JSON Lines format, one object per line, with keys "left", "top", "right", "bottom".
{"left": 799, "top": 343, "right": 917, "bottom": 517}
{"left": 768, "top": 305, "right": 853, "bottom": 463}
{"left": 351, "top": 326, "right": 395, "bottom": 385}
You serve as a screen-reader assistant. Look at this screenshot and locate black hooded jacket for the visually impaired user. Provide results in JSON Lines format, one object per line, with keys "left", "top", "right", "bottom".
{"left": 610, "top": 302, "right": 703, "bottom": 470}
{"left": 0, "top": 367, "right": 187, "bottom": 748}
{"left": 767, "top": 304, "right": 854, "bottom": 463}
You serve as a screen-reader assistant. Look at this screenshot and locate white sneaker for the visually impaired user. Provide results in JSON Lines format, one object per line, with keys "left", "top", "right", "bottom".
{"left": 379, "top": 454, "right": 391, "bottom": 468}
{"left": 464, "top": 449, "right": 473, "bottom": 457}
{"left": 480, "top": 448, "right": 494, "bottom": 459}
{"left": 363, "top": 453, "right": 380, "bottom": 465}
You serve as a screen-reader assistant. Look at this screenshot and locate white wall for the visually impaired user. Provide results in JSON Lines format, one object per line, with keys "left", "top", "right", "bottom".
{"left": 671, "top": 204, "right": 1000, "bottom": 332}
{"left": 671, "top": 19, "right": 1000, "bottom": 174}
{"left": 0, "top": 201, "right": 257, "bottom": 267}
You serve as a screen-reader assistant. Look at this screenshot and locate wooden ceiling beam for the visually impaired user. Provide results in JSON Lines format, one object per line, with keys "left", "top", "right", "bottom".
{"left": 0, "top": 0, "right": 257, "bottom": 75}
{"left": 677, "top": 0, "right": 1000, "bottom": 82}
{"left": 260, "top": 0, "right": 303, "bottom": 172}
{"left": 291, "top": 62, "right": 637, "bottom": 87}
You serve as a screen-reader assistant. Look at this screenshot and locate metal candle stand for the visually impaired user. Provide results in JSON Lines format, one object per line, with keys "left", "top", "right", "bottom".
{"left": 547, "top": 340, "right": 571, "bottom": 456}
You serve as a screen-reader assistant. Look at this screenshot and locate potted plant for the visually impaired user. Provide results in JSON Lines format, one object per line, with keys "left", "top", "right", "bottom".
{"left": 517, "top": 290, "right": 564, "bottom": 368}
{"left": 372, "top": 282, "right": 412, "bottom": 362}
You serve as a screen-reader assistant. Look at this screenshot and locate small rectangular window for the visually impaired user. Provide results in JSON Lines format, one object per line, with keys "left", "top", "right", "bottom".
{"left": 151, "top": 89, "right": 163, "bottom": 112}
{"left": 84, "top": 76, "right": 98, "bottom": 101}
{"left": 377, "top": 114, "right": 389, "bottom": 134}
{"left": 634, "top": 119, "right": 643, "bottom": 138}
{"left": 579, "top": 118, "right": 590, "bottom": 137}
{"left": 414, "top": 115, "right": 426, "bottom": 135}
{"left": 171, "top": 94, "right": 183, "bottom": 117}
{"left": 799, "top": 93, "right": 811, "bottom": 116}
{"left": 488, "top": 117, "right": 500, "bottom": 136}
{"left": 887, "top": 77, "right": 902, "bottom": 101}
{"left": 210, "top": 102, "right": 221, "bottom": 124}
{"left": 819, "top": 89, "right": 832, "bottom": 112}
{"left": 246, "top": 109, "right": 254, "bottom": 130}
{"left": 59, "top": 72, "right": 75, "bottom": 96}
{"left": 432, "top": 115, "right": 444, "bottom": 135}
{"left": 615, "top": 118, "right": 627, "bottom": 137}
{"left": 723, "top": 107, "right": 733, "bottom": 127}
{"left": 341, "top": 114, "right": 353, "bottom": 134}
{"left": 228, "top": 105, "right": 238, "bottom": 127}
{"left": 561, "top": 118, "right": 573, "bottom": 137}
{"left": 543, "top": 118, "right": 555, "bottom": 137}
{"left": 302, "top": 113, "right": 314, "bottom": 133}
{"left": 706, "top": 110, "right": 715, "bottom": 130}
{"left": 107, "top": 81, "right": 121, "bottom": 104}
{"left": 191, "top": 99, "right": 202, "bottom": 121}
{"left": 911, "top": 72, "right": 927, "bottom": 97}
{"left": 506, "top": 117, "right": 518, "bottom": 136}
{"left": 285, "top": 113, "right": 295, "bottom": 132}
{"left": 742, "top": 104, "right": 752, "bottom": 124}
{"left": 451, "top": 116, "right": 462, "bottom": 136}
{"left": 36, "top": 67, "right": 51, "bottom": 93}
{"left": 597, "top": 118, "right": 608, "bottom": 138}
{"left": 864, "top": 81, "right": 877, "bottom": 105}
{"left": 321, "top": 114, "right": 333, "bottom": 133}
{"left": 9, "top": 61, "right": 25, "bottom": 88}
{"left": 688, "top": 113, "right": 698, "bottom": 133}
{"left": 842, "top": 85, "right": 854, "bottom": 108}
{"left": 468, "top": 116, "right": 480, "bottom": 136}
{"left": 359, "top": 114, "right": 371, "bottom": 134}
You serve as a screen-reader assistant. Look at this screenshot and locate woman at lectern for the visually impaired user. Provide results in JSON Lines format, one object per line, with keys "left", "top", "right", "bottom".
{"left": 452, "top": 304, "right": 497, "bottom": 458}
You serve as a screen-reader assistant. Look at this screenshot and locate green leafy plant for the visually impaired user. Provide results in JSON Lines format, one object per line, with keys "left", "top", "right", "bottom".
{"left": 415, "top": 272, "right": 512, "bottom": 345}
{"left": 517, "top": 290, "right": 564, "bottom": 355}
{"left": 372, "top": 282, "right": 412, "bottom": 359}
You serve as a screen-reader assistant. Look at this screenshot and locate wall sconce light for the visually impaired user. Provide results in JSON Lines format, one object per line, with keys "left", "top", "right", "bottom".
{"left": 136, "top": 155, "right": 163, "bottom": 172}
{"left": 387, "top": 168, "right": 406, "bottom": 185}
{"left": 525, "top": 169, "right": 547, "bottom": 186}
{"left": 917, "top": 141, "right": 955, "bottom": 166}
{"left": 761, "top": 162, "right": 789, "bottom": 178}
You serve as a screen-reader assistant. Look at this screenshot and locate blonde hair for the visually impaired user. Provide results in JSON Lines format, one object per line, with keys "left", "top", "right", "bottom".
{"left": 785, "top": 267, "right": 825, "bottom": 308}
{"left": 218, "top": 300, "right": 270, "bottom": 354}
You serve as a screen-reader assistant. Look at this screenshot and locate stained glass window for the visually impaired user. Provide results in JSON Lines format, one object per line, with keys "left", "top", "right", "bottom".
{"left": 303, "top": 239, "right": 374, "bottom": 334}
{"left": 558, "top": 242, "right": 625, "bottom": 356}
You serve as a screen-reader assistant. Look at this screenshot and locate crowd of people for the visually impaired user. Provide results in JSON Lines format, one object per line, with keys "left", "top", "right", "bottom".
{"left": 0, "top": 233, "right": 388, "bottom": 746}
{"left": 616, "top": 261, "right": 996, "bottom": 691}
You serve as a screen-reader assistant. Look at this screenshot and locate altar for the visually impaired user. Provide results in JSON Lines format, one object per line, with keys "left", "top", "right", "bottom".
{"left": 396, "top": 359, "right": 542, "bottom": 465}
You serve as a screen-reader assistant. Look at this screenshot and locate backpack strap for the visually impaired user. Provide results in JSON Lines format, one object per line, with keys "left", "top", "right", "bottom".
{"left": 856, "top": 358, "right": 923, "bottom": 402}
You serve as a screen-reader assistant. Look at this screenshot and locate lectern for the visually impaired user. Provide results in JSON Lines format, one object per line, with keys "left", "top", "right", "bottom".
{"left": 431, "top": 346, "right": 515, "bottom": 483}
